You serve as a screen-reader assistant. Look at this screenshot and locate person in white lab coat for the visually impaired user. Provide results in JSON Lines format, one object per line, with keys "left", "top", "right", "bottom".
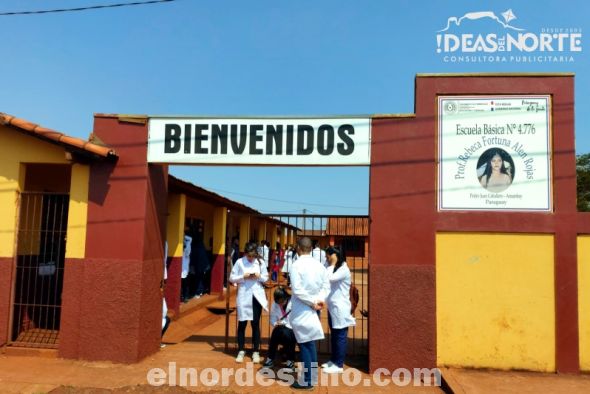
{"left": 322, "top": 246, "right": 356, "bottom": 373}
{"left": 281, "top": 245, "right": 298, "bottom": 284}
{"left": 161, "top": 241, "right": 170, "bottom": 348}
{"left": 289, "top": 237, "right": 330, "bottom": 390}
{"left": 262, "top": 286, "right": 296, "bottom": 370}
{"left": 180, "top": 231, "right": 192, "bottom": 302}
{"left": 311, "top": 240, "right": 328, "bottom": 268}
{"left": 229, "top": 241, "right": 269, "bottom": 363}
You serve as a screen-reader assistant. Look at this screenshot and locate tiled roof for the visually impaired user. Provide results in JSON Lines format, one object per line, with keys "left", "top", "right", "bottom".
{"left": 0, "top": 112, "right": 117, "bottom": 159}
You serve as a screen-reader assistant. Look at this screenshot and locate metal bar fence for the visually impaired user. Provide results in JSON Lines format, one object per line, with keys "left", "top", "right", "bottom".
{"left": 224, "top": 214, "right": 368, "bottom": 367}
{"left": 11, "top": 192, "right": 69, "bottom": 348}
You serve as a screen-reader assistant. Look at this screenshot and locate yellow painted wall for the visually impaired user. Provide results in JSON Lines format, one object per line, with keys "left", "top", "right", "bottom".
{"left": 212, "top": 207, "right": 227, "bottom": 255}
{"left": 257, "top": 220, "right": 266, "bottom": 242}
{"left": 239, "top": 216, "right": 250, "bottom": 253}
{"left": 578, "top": 236, "right": 590, "bottom": 371}
{"left": 167, "top": 193, "right": 186, "bottom": 258}
{"left": 15, "top": 191, "right": 42, "bottom": 256}
{"left": 437, "top": 233, "right": 555, "bottom": 372}
{"left": 65, "top": 164, "right": 89, "bottom": 258}
{"left": 0, "top": 126, "right": 69, "bottom": 257}
{"left": 281, "top": 227, "right": 287, "bottom": 249}
{"left": 270, "top": 224, "right": 278, "bottom": 249}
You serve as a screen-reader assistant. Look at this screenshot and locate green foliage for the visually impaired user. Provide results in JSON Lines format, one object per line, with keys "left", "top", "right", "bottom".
{"left": 577, "top": 153, "right": 590, "bottom": 212}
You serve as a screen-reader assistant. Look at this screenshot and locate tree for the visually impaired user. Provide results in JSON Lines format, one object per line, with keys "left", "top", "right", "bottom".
{"left": 577, "top": 153, "right": 590, "bottom": 212}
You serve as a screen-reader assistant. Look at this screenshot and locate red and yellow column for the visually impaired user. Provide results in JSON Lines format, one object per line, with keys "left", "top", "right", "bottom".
{"left": 270, "top": 224, "right": 278, "bottom": 250}
{"left": 258, "top": 220, "right": 266, "bottom": 243}
{"left": 239, "top": 215, "right": 250, "bottom": 256}
{"left": 280, "top": 226, "right": 287, "bottom": 249}
{"left": 210, "top": 206, "right": 227, "bottom": 293}
{"left": 165, "top": 193, "right": 186, "bottom": 314}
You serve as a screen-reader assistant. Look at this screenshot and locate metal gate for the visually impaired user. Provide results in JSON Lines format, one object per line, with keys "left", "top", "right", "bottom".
{"left": 224, "top": 214, "right": 369, "bottom": 367}
{"left": 11, "top": 192, "right": 69, "bottom": 348}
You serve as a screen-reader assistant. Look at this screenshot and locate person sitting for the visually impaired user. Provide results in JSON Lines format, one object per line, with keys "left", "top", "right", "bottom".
{"left": 262, "top": 286, "right": 296, "bottom": 370}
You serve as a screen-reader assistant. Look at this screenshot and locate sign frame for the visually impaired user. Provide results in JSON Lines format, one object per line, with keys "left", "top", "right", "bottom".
{"left": 147, "top": 116, "right": 372, "bottom": 166}
{"left": 437, "top": 95, "right": 553, "bottom": 212}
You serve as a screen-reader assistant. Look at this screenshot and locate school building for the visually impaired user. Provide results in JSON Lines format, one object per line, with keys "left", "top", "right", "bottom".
{"left": 0, "top": 73, "right": 589, "bottom": 374}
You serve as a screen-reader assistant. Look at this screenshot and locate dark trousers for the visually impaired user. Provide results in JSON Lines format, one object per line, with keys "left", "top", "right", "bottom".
{"left": 181, "top": 277, "right": 191, "bottom": 301}
{"left": 162, "top": 316, "right": 171, "bottom": 338}
{"left": 298, "top": 340, "right": 317, "bottom": 387}
{"left": 328, "top": 313, "right": 348, "bottom": 368}
{"left": 237, "top": 296, "right": 262, "bottom": 351}
{"left": 194, "top": 271, "right": 205, "bottom": 295}
{"left": 267, "top": 325, "right": 296, "bottom": 361}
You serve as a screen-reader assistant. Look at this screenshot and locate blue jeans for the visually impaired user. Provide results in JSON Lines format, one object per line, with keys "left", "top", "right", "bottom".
{"left": 328, "top": 313, "right": 348, "bottom": 368}
{"left": 298, "top": 340, "right": 317, "bottom": 386}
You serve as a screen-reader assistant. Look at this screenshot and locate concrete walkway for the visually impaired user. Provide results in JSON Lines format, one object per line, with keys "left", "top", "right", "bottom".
{"left": 1, "top": 298, "right": 589, "bottom": 393}
{"left": 0, "top": 297, "right": 437, "bottom": 393}
{"left": 441, "top": 367, "right": 590, "bottom": 394}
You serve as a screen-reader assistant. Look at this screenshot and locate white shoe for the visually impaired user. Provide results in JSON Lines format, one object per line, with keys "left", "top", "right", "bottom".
{"left": 252, "top": 351, "right": 261, "bottom": 363}
{"left": 323, "top": 364, "right": 344, "bottom": 374}
{"left": 321, "top": 361, "right": 334, "bottom": 369}
{"left": 236, "top": 350, "right": 246, "bottom": 363}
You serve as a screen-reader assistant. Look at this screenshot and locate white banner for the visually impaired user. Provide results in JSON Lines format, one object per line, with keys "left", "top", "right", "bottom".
{"left": 438, "top": 96, "right": 552, "bottom": 211}
{"left": 148, "top": 118, "right": 371, "bottom": 165}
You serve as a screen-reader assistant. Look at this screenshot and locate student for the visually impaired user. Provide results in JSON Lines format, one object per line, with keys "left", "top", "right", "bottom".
{"left": 282, "top": 245, "right": 298, "bottom": 284}
{"left": 190, "top": 233, "right": 209, "bottom": 298}
{"left": 288, "top": 237, "right": 330, "bottom": 390}
{"left": 270, "top": 243, "right": 283, "bottom": 282}
{"left": 322, "top": 246, "right": 356, "bottom": 373}
{"left": 229, "top": 241, "right": 269, "bottom": 363}
{"left": 311, "top": 240, "right": 328, "bottom": 268}
{"left": 161, "top": 280, "right": 171, "bottom": 346}
{"left": 258, "top": 240, "right": 270, "bottom": 267}
{"left": 262, "top": 286, "right": 296, "bottom": 370}
{"left": 161, "top": 241, "right": 171, "bottom": 348}
{"left": 180, "top": 230, "right": 192, "bottom": 303}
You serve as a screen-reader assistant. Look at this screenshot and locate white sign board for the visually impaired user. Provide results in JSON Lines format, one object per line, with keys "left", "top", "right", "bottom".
{"left": 438, "top": 96, "right": 552, "bottom": 211}
{"left": 148, "top": 118, "right": 371, "bottom": 165}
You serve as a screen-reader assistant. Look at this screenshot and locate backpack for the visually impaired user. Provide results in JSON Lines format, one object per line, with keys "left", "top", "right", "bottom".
{"left": 349, "top": 283, "right": 359, "bottom": 315}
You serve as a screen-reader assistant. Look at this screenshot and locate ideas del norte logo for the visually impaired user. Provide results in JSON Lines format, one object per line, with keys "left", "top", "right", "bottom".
{"left": 436, "top": 9, "right": 582, "bottom": 63}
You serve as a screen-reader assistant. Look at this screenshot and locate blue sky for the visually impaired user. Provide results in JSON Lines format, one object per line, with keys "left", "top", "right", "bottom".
{"left": 1, "top": 0, "right": 588, "bottom": 214}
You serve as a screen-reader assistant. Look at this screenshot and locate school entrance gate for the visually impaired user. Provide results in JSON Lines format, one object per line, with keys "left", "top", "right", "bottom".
{"left": 3, "top": 73, "right": 584, "bottom": 374}
{"left": 222, "top": 214, "right": 369, "bottom": 360}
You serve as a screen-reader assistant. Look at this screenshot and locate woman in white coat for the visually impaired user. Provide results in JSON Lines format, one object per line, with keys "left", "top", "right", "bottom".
{"left": 323, "top": 246, "right": 356, "bottom": 374}
{"left": 229, "top": 241, "right": 269, "bottom": 363}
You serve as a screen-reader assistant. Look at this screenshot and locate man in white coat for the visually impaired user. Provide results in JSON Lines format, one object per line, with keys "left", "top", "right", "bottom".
{"left": 288, "top": 237, "right": 330, "bottom": 390}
